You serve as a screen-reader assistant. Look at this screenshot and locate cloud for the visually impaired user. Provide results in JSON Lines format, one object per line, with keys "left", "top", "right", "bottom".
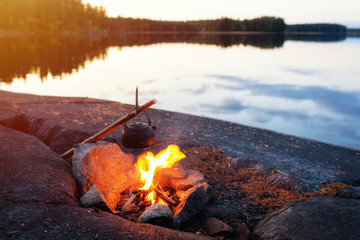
{"left": 207, "top": 74, "right": 360, "bottom": 119}
{"left": 283, "top": 68, "right": 319, "bottom": 76}
{"left": 180, "top": 84, "right": 211, "bottom": 95}
{"left": 201, "top": 97, "right": 247, "bottom": 114}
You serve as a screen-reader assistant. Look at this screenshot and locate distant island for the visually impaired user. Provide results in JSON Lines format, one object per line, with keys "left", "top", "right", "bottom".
{"left": 0, "top": 0, "right": 349, "bottom": 36}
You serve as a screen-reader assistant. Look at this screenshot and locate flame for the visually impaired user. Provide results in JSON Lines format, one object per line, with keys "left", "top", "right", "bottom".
{"left": 136, "top": 145, "right": 186, "bottom": 204}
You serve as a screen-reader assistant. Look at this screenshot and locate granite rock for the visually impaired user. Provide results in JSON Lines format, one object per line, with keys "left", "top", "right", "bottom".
{"left": 138, "top": 203, "right": 173, "bottom": 223}
{"left": 255, "top": 196, "right": 360, "bottom": 240}
{"left": 72, "top": 141, "right": 140, "bottom": 212}
{"left": 173, "top": 183, "right": 208, "bottom": 227}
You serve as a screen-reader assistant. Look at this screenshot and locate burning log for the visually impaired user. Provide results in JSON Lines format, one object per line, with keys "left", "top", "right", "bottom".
{"left": 121, "top": 193, "right": 137, "bottom": 212}
{"left": 152, "top": 185, "right": 176, "bottom": 205}
{"left": 60, "top": 99, "right": 157, "bottom": 159}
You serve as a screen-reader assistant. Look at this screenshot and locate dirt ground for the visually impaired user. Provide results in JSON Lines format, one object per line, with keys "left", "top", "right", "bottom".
{"left": 176, "top": 146, "right": 350, "bottom": 239}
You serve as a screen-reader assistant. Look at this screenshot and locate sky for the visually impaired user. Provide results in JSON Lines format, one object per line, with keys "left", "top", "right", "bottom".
{"left": 82, "top": 0, "right": 360, "bottom": 28}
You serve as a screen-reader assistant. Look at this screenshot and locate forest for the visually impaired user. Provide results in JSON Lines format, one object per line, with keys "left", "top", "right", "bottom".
{"left": 0, "top": 0, "right": 107, "bottom": 31}
{"left": 0, "top": 0, "right": 346, "bottom": 33}
{"left": 107, "top": 16, "right": 286, "bottom": 32}
{"left": 286, "top": 24, "right": 347, "bottom": 34}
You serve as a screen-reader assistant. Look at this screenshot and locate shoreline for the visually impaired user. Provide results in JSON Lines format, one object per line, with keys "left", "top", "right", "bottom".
{"left": 1, "top": 90, "right": 359, "bottom": 239}
{"left": 1, "top": 90, "right": 359, "bottom": 192}
{"left": 0, "top": 29, "right": 356, "bottom": 37}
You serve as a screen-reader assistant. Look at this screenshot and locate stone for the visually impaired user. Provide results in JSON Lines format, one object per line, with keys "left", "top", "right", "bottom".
{"left": 337, "top": 186, "right": 360, "bottom": 200}
{"left": 205, "top": 217, "right": 233, "bottom": 235}
{"left": 202, "top": 182, "right": 215, "bottom": 199}
{"left": 80, "top": 184, "right": 110, "bottom": 211}
{"left": 236, "top": 223, "right": 250, "bottom": 240}
{"left": 170, "top": 169, "right": 205, "bottom": 191}
{"left": 173, "top": 183, "right": 209, "bottom": 227}
{"left": 254, "top": 196, "right": 360, "bottom": 240}
{"left": 138, "top": 203, "right": 173, "bottom": 223}
{"left": 157, "top": 167, "right": 188, "bottom": 188}
{"left": 72, "top": 141, "right": 140, "bottom": 212}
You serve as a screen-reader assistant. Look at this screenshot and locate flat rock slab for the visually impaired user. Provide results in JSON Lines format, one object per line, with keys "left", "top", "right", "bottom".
{"left": 0, "top": 125, "right": 211, "bottom": 239}
{"left": 1, "top": 90, "right": 359, "bottom": 192}
{"left": 337, "top": 186, "right": 360, "bottom": 200}
{"left": 1, "top": 202, "right": 211, "bottom": 240}
{"left": 254, "top": 196, "right": 360, "bottom": 240}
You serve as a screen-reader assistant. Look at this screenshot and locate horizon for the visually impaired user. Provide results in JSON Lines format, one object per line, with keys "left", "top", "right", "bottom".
{"left": 82, "top": 0, "right": 360, "bottom": 28}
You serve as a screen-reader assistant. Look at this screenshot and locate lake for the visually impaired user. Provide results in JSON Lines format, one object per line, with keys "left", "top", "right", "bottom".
{"left": 0, "top": 33, "right": 359, "bottom": 150}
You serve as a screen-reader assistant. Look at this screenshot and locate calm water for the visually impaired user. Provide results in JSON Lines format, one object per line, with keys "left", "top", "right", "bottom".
{"left": 1, "top": 34, "right": 359, "bottom": 150}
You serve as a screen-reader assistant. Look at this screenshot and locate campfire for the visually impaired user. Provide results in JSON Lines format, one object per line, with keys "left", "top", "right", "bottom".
{"left": 136, "top": 145, "right": 185, "bottom": 205}
{"left": 60, "top": 91, "right": 307, "bottom": 239}
{"left": 72, "top": 141, "right": 209, "bottom": 227}
{"left": 64, "top": 90, "right": 210, "bottom": 229}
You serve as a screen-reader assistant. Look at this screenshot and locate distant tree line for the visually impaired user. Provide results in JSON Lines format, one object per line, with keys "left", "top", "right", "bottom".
{"left": 0, "top": 0, "right": 107, "bottom": 31}
{"left": 0, "top": 0, "right": 346, "bottom": 34}
{"left": 107, "top": 16, "right": 286, "bottom": 32}
{"left": 286, "top": 24, "right": 347, "bottom": 34}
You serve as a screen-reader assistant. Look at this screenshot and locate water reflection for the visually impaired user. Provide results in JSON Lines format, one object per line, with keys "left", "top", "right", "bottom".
{"left": 204, "top": 74, "right": 360, "bottom": 148}
{"left": 210, "top": 74, "right": 360, "bottom": 118}
{"left": 1, "top": 33, "right": 347, "bottom": 84}
{"left": 0, "top": 35, "right": 108, "bottom": 83}
{"left": 0, "top": 33, "right": 358, "bottom": 150}
{"left": 285, "top": 33, "right": 346, "bottom": 42}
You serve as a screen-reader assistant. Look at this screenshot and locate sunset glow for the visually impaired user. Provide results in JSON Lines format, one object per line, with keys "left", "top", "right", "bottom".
{"left": 82, "top": 0, "right": 360, "bottom": 27}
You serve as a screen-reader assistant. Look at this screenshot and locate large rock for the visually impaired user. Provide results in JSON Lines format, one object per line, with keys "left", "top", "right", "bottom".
{"left": 254, "top": 196, "right": 360, "bottom": 240}
{"left": 0, "top": 125, "right": 78, "bottom": 207}
{"left": 337, "top": 186, "right": 360, "bottom": 200}
{"left": 72, "top": 141, "right": 140, "bottom": 212}
{"left": 173, "top": 183, "right": 209, "bottom": 227}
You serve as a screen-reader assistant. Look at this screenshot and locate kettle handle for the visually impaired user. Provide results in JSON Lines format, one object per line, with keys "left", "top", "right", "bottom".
{"left": 124, "top": 108, "right": 152, "bottom": 128}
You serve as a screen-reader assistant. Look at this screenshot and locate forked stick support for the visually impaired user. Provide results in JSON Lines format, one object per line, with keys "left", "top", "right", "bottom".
{"left": 60, "top": 99, "right": 157, "bottom": 159}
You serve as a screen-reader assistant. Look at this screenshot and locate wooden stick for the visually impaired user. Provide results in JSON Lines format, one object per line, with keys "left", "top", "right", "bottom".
{"left": 60, "top": 99, "right": 157, "bottom": 158}
{"left": 122, "top": 193, "right": 137, "bottom": 211}
{"left": 152, "top": 185, "right": 176, "bottom": 205}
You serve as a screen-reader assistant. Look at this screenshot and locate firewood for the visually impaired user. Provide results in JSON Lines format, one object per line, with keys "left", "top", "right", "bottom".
{"left": 122, "top": 193, "right": 137, "bottom": 211}
{"left": 152, "top": 185, "right": 176, "bottom": 205}
{"left": 122, "top": 203, "right": 140, "bottom": 214}
{"left": 60, "top": 99, "right": 157, "bottom": 158}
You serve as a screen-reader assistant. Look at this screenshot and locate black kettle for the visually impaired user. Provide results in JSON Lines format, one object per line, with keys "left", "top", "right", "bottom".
{"left": 122, "top": 87, "right": 156, "bottom": 149}
{"left": 121, "top": 111, "right": 156, "bottom": 149}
